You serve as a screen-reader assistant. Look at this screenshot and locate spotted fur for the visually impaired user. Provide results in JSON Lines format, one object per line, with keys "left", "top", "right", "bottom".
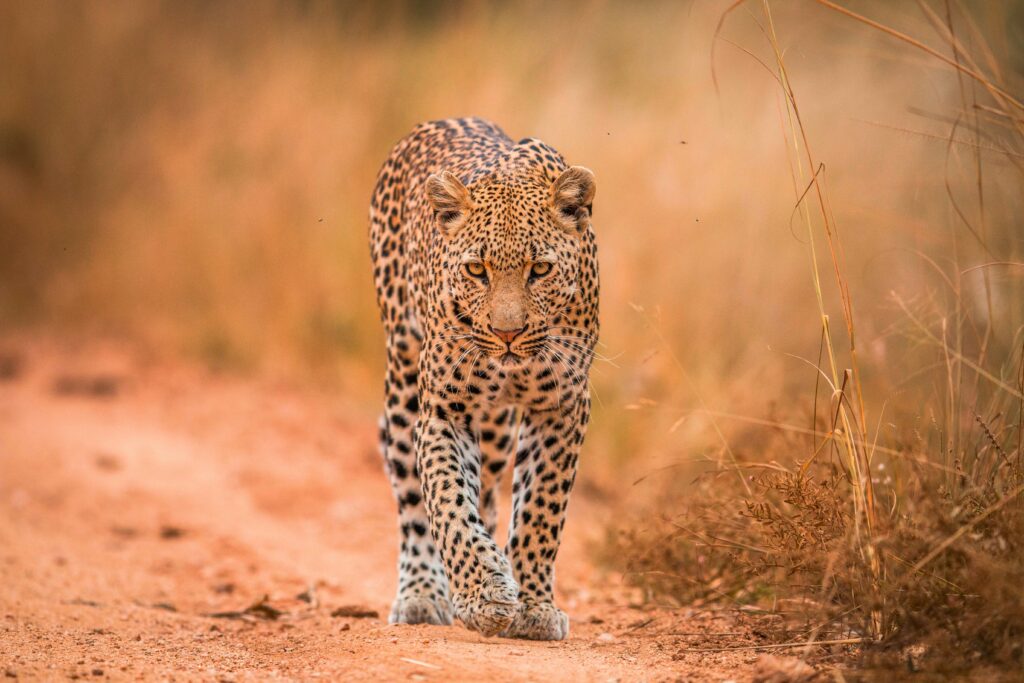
{"left": 369, "top": 118, "right": 598, "bottom": 640}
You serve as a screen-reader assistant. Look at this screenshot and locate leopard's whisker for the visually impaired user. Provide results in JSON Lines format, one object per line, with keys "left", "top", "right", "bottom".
{"left": 438, "top": 340, "right": 475, "bottom": 396}
{"left": 465, "top": 349, "right": 483, "bottom": 391}
{"left": 543, "top": 325, "right": 606, "bottom": 348}
{"left": 557, "top": 334, "right": 611, "bottom": 353}
{"left": 547, "top": 345, "right": 604, "bottom": 410}
{"left": 548, "top": 337, "right": 619, "bottom": 367}
{"left": 434, "top": 334, "right": 475, "bottom": 344}
{"left": 546, "top": 343, "right": 584, "bottom": 388}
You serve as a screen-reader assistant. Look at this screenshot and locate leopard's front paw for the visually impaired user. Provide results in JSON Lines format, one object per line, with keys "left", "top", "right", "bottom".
{"left": 389, "top": 593, "right": 454, "bottom": 626}
{"left": 455, "top": 572, "right": 520, "bottom": 636}
{"left": 501, "top": 601, "right": 569, "bottom": 640}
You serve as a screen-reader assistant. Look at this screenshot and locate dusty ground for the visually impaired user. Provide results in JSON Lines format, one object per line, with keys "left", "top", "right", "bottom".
{"left": 0, "top": 337, "right": 817, "bottom": 681}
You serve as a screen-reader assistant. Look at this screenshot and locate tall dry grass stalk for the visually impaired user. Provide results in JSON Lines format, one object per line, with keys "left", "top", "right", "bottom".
{"left": 761, "top": 0, "right": 884, "bottom": 639}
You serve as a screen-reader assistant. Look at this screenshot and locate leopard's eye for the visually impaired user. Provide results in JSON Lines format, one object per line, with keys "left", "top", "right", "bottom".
{"left": 464, "top": 261, "right": 487, "bottom": 278}
{"left": 530, "top": 262, "right": 553, "bottom": 278}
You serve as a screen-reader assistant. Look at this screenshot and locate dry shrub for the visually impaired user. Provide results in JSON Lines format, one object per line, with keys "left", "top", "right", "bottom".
{"left": 742, "top": 473, "right": 849, "bottom": 561}
{"left": 877, "top": 417, "right": 1024, "bottom": 668}
{"left": 601, "top": 481, "right": 764, "bottom": 607}
{"left": 609, "top": 419, "right": 1024, "bottom": 672}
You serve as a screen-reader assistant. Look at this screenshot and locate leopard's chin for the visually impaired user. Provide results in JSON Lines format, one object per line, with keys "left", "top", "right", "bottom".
{"left": 498, "top": 351, "right": 527, "bottom": 368}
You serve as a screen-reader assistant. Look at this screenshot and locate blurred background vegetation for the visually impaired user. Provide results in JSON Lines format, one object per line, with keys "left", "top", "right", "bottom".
{"left": 2, "top": 0, "right": 1024, "bottom": 670}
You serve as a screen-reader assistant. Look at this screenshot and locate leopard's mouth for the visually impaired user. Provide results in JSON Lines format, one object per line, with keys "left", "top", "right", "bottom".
{"left": 472, "top": 335, "right": 535, "bottom": 365}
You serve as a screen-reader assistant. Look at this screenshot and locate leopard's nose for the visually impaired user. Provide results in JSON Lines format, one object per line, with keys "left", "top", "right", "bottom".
{"left": 490, "top": 325, "right": 524, "bottom": 345}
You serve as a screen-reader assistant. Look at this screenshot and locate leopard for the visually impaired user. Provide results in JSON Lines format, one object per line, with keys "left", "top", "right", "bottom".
{"left": 368, "top": 117, "right": 598, "bottom": 641}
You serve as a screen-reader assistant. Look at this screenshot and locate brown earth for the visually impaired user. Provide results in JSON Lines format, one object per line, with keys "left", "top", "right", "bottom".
{"left": 0, "top": 337, "right": 817, "bottom": 681}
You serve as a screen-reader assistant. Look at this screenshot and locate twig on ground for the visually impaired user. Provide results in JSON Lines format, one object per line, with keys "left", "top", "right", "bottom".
{"left": 620, "top": 617, "right": 657, "bottom": 635}
{"left": 400, "top": 658, "right": 441, "bottom": 670}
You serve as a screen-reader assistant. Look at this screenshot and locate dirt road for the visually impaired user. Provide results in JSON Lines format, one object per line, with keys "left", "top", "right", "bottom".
{"left": 0, "top": 338, "right": 796, "bottom": 681}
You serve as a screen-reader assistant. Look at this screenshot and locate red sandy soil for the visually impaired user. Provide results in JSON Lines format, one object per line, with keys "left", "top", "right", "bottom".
{"left": 0, "top": 337, "right": 820, "bottom": 681}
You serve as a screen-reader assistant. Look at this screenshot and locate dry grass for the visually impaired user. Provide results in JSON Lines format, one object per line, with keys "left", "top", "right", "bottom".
{"left": 602, "top": 0, "right": 1024, "bottom": 675}
{"left": 2, "top": 0, "right": 1024, "bottom": 676}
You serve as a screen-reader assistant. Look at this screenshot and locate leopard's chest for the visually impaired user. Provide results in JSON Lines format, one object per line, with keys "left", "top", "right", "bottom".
{"left": 428, "top": 353, "right": 571, "bottom": 415}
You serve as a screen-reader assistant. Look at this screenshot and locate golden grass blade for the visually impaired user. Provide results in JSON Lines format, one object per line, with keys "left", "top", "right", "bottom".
{"left": 853, "top": 118, "right": 1024, "bottom": 161}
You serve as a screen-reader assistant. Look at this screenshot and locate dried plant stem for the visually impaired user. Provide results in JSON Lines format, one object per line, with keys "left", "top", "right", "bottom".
{"left": 684, "top": 637, "right": 867, "bottom": 653}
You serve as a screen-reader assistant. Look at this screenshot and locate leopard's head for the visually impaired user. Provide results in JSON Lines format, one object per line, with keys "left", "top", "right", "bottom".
{"left": 426, "top": 157, "right": 595, "bottom": 367}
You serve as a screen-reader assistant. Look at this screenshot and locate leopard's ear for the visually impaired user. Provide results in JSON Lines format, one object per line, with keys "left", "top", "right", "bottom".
{"left": 551, "top": 165, "right": 595, "bottom": 234}
{"left": 425, "top": 170, "right": 471, "bottom": 237}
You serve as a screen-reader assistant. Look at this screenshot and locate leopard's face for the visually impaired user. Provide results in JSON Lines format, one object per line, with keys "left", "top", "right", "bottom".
{"left": 426, "top": 166, "right": 595, "bottom": 367}
{"left": 447, "top": 217, "right": 580, "bottom": 366}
